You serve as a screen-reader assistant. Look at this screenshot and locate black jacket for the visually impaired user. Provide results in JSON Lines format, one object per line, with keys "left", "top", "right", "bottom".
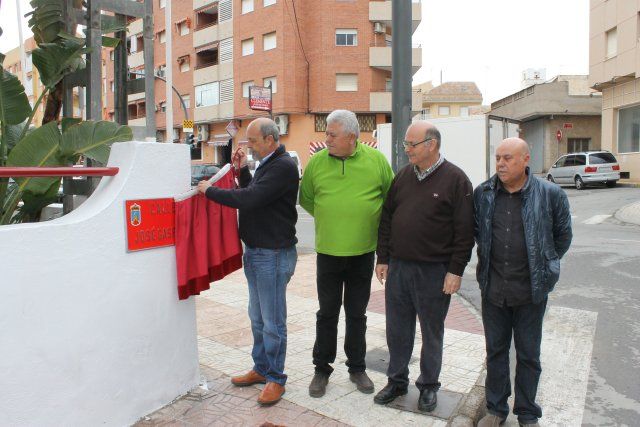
{"left": 473, "top": 169, "right": 572, "bottom": 304}
{"left": 205, "top": 145, "right": 299, "bottom": 249}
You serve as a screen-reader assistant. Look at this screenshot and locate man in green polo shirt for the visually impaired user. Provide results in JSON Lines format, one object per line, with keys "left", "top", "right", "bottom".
{"left": 300, "top": 109, "right": 394, "bottom": 398}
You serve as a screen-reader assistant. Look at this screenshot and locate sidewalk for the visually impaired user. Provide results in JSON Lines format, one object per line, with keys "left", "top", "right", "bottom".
{"left": 137, "top": 253, "right": 486, "bottom": 426}
{"left": 615, "top": 199, "right": 640, "bottom": 226}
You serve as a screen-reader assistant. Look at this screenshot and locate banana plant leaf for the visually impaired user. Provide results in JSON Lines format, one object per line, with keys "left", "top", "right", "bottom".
{"left": 32, "top": 40, "right": 87, "bottom": 90}
{"left": 12, "top": 179, "right": 61, "bottom": 223}
{"left": 0, "top": 55, "right": 31, "bottom": 125}
{"left": 27, "top": 0, "right": 65, "bottom": 44}
{"left": 6, "top": 121, "right": 63, "bottom": 195}
{"left": 3, "top": 123, "right": 24, "bottom": 152}
{"left": 60, "top": 121, "right": 133, "bottom": 164}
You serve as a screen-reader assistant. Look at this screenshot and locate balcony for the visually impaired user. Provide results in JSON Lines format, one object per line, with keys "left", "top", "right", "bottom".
{"left": 193, "top": 62, "right": 234, "bottom": 86}
{"left": 194, "top": 101, "right": 234, "bottom": 123}
{"left": 369, "top": 1, "right": 422, "bottom": 33}
{"left": 370, "top": 90, "right": 422, "bottom": 114}
{"left": 369, "top": 46, "right": 421, "bottom": 74}
{"left": 193, "top": 19, "right": 233, "bottom": 49}
{"left": 129, "top": 51, "right": 144, "bottom": 69}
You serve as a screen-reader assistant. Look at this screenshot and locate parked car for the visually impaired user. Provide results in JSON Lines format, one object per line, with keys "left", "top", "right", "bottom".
{"left": 190, "top": 164, "right": 221, "bottom": 186}
{"left": 547, "top": 151, "right": 620, "bottom": 190}
{"left": 247, "top": 151, "right": 303, "bottom": 179}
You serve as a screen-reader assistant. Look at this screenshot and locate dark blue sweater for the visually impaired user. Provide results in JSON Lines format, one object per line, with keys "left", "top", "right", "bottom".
{"left": 205, "top": 144, "right": 299, "bottom": 249}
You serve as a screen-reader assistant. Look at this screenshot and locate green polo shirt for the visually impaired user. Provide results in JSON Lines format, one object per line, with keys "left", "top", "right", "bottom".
{"left": 299, "top": 142, "right": 394, "bottom": 256}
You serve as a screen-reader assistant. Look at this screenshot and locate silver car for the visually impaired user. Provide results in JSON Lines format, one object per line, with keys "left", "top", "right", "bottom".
{"left": 547, "top": 151, "right": 620, "bottom": 190}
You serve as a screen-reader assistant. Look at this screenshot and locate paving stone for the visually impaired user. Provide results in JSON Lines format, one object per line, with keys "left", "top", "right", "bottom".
{"left": 386, "top": 387, "right": 463, "bottom": 420}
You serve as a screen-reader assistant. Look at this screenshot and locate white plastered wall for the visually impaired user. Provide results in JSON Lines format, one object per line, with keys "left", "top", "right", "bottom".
{"left": 0, "top": 142, "right": 199, "bottom": 426}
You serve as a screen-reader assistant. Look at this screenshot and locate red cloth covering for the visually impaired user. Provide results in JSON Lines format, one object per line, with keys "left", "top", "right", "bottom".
{"left": 174, "top": 169, "right": 243, "bottom": 300}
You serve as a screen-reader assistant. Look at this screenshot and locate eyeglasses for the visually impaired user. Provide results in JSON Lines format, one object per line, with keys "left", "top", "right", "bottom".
{"left": 402, "top": 138, "right": 433, "bottom": 149}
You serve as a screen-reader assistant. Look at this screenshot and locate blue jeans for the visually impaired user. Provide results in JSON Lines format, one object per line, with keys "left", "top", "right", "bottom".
{"left": 482, "top": 297, "right": 547, "bottom": 424}
{"left": 243, "top": 245, "right": 297, "bottom": 385}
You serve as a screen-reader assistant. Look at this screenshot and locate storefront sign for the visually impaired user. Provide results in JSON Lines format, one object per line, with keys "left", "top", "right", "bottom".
{"left": 125, "top": 198, "right": 175, "bottom": 251}
{"left": 249, "top": 86, "right": 272, "bottom": 111}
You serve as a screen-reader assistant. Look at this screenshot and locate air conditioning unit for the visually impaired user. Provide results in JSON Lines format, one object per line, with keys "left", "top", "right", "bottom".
{"left": 374, "top": 22, "right": 386, "bottom": 34}
{"left": 274, "top": 114, "right": 289, "bottom": 135}
{"left": 196, "top": 124, "right": 209, "bottom": 142}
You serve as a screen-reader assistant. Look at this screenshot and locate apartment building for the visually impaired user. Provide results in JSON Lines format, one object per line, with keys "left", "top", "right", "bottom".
{"left": 418, "top": 81, "right": 484, "bottom": 119}
{"left": 589, "top": 0, "right": 640, "bottom": 182}
{"left": 104, "top": 0, "right": 422, "bottom": 168}
{"left": 3, "top": 37, "right": 100, "bottom": 126}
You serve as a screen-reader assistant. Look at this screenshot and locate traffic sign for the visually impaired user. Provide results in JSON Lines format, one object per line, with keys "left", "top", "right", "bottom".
{"left": 183, "top": 119, "right": 194, "bottom": 133}
{"left": 556, "top": 129, "right": 562, "bottom": 142}
{"left": 226, "top": 120, "right": 238, "bottom": 137}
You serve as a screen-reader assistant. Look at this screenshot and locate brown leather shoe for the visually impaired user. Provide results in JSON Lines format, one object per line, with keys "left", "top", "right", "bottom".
{"left": 230, "top": 370, "right": 266, "bottom": 387}
{"left": 257, "top": 382, "right": 285, "bottom": 406}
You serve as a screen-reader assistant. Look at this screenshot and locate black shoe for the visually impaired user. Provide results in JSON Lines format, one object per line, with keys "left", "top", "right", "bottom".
{"left": 308, "top": 373, "right": 329, "bottom": 398}
{"left": 349, "top": 371, "right": 375, "bottom": 394}
{"left": 373, "top": 382, "right": 408, "bottom": 405}
{"left": 418, "top": 389, "right": 437, "bottom": 412}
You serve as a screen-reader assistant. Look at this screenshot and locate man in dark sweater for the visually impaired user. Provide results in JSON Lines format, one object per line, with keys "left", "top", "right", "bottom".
{"left": 197, "top": 118, "right": 299, "bottom": 406}
{"left": 373, "top": 121, "right": 474, "bottom": 412}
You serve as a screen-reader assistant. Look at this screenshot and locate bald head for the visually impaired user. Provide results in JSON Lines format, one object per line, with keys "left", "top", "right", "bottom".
{"left": 246, "top": 117, "right": 279, "bottom": 161}
{"left": 495, "top": 137, "right": 531, "bottom": 191}
{"left": 407, "top": 121, "right": 441, "bottom": 150}
{"left": 499, "top": 137, "right": 530, "bottom": 157}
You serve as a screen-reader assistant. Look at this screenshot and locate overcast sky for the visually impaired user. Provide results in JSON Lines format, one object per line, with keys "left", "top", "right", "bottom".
{"left": 1, "top": 0, "right": 589, "bottom": 104}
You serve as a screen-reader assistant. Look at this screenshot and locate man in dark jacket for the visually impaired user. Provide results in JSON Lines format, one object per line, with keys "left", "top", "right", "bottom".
{"left": 475, "top": 138, "right": 572, "bottom": 427}
{"left": 197, "top": 117, "right": 299, "bottom": 406}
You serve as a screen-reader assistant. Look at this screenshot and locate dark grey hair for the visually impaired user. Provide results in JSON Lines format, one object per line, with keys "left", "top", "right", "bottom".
{"left": 327, "top": 109, "right": 360, "bottom": 139}
{"left": 425, "top": 126, "right": 441, "bottom": 150}
{"left": 260, "top": 120, "right": 280, "bottom": 143}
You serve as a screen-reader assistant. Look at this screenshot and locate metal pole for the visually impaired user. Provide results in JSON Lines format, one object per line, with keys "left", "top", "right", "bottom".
{"left": 85, "top": 0, "right": 102, "bottom": 121}
{"left": 391, "top": 0, "right": 412, "bottom": 173}
{"left": 164, "top": 0, "right": 173, "bottom": 142}
{"left": 15, "top": 0, "right": 27, "bottom": 83}
{"left": 143, "top": 0, "right": 155, "bottom": 140}
{"left": 114, "top": 13, "right": 128, "bottom": 125}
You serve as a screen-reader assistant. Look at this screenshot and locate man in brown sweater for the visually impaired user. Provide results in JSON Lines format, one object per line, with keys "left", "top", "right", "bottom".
{"left": 373, "top": 121, "right": 475, "bottom": 412}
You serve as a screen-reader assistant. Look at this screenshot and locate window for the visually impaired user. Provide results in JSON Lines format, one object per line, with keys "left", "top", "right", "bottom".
{"left": 219, "top": 0, "right": 233, "bottom": 22}
{"left": 196, "top": 7, "right": 218, "bottom": 30}
{"left": 263, "top": 76, "right": 277, "bottom": 93}
{"left": 242, "top": 38, "right": 254, "bottom": 56}
{"left": 159, "top": 0, "right": 165, "bottom": 8}
{"left": 357, "top": 114, "right": 376, "bottom": 132}
{"left": 618, "top": 104, "right": 640, "bottom": 153}
{"left": 264, "top": 0, "right": 276, "bottom": 6}
{"left": 158, "top": 30, "right": 166, "bottom": 44}
{"left": 156, "top": 130, "right": 165, "bottom": 142}
{"left": 242, "top": 0, "right": 254, "bottom": 14}
{"left": 574, "top": 155, "right": 586, "bottom": 166}
{"left": 460, "top": 106, "right": 469, "bottom": 117}
{"left": 109, "top": 50, "right": 115, "bottom": 61}
{"left": 568, "top": 138, "right": 590, "bottom": 153}
{"left": 110, "top": 80, "right": 115, "bottom": 92}
{"left": 554, "top": 157, "right": 566, "bottom": 168}
{"left": 195, "top": 82, "right": 220, "bottom": 107}
{"left": 173, "top": 128, "right": 180, "bottom": 142}
{"left": 263, "top": 32, "right": 277, "bottom": 51}
{"left": 438, "top": 106, "right": 450, "bottom": 116}
{"left": 242, "top": 80, "right": 255, "bottom": 98}
{"left": 178, "top": 55, "right": 190, "bottom": 72}
{"left": 336, "top": 29, "right": 357, "bottom": 46}
{"left": 606, "top": 27, "right": 617, "bottom": 58}
{"left": 220, "top": 79, "right": 234, "bottom": 103}
{"left": 178, "top": 21, "right": 190, "bottom": 36}
{"left": 336, "top": 73, "right": 358, "bottom": 91}
{"left": 385, "top": 78, "right": 392, "bottom": 91}
{"left": 219, "top": 38, "right": 233, "bottom": 63}
{"left": 182, "top": 94, "right": 191, "bottom": 108}
{"left": 589, "top": 152, "right": 617, "bottom": 164}
{"left": 25, "top": 52, "right": 32, "bottom": 73}
{"left": 196, "top": 46, "right": 218, "bottom": 69}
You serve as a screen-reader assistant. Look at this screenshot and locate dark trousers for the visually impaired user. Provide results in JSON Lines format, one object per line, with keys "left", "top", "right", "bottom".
{"left": 482, "top": 297, "right": 547, "bottom": 424}
{"left": 385, "top": 258, "right": 450, "bottom": 391}
{"left": 312, "top": 251, "right": 375, "bottom": 375}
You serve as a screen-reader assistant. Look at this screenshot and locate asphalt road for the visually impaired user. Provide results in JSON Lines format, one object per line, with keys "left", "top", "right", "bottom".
{"left": 296, "top": 184, "right": 640, "bottom": 425}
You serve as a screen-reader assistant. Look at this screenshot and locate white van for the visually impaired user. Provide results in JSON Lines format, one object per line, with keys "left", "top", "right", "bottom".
{"left": 248, "top": 151, "right": 303, "bottom": 179}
